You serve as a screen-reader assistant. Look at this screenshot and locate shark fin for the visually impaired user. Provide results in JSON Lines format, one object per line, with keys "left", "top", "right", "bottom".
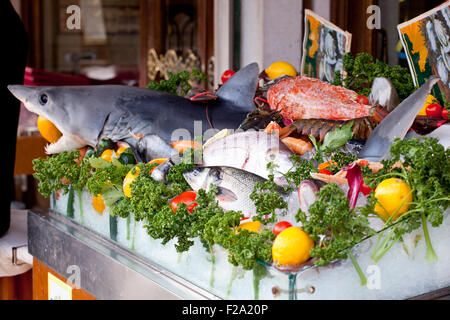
{"left": 215, "top": 62, "right": 259, "bottom": 113}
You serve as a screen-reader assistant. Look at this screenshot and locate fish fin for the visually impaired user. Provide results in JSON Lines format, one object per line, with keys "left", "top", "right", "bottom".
{"left": 137, "top": 134, "right": 178, "bottom": 163}
{"left": 359, "top": 76, "right": 439, "bottom": 162}
{"left": 215, "top": 63, "right": 259, "bottom": 113}
{"left": 215, "top": 186, "right": 238, "bottom": 202}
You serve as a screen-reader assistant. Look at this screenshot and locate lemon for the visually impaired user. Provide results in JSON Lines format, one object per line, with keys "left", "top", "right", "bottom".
{"left": 203, "top": 129, "right": 231, "bottom": 149}
{"left": 418, "top": 94, "right": 438, "bottom": 116}
{"left": 265, "top": 61, "right": 297, "bottom": 79}
{"left": 272, "top": 227, "right": 314, "bottom": 266}
{"left": 374, "top": 178, "right": 413, "bottom": 221}
{"left": 37, "top": 115, "right": 62, "bottom": 143}
{"left": 92, "top": 194, "right": 105, "bottom": 214}
{"left": 235, "top": 221, "right": 262, "bottom": 234}
{"left": 123, "top": 166, "right": 141, "bottom": 198}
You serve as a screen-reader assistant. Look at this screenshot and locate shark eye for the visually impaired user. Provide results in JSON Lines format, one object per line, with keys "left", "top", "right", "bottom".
{"left": 39, "top": 93, "right": 48, "bottom": 105}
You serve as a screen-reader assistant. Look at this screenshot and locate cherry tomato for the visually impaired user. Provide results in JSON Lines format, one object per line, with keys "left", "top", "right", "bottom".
{"left": 318, "top": 169, "right": 333, "bottom": 175}
{"left": 356, "top": 95, "right": 370, "bottom": 105}
{"left": 273, "top": 221, "right": 292, "bottom": 235}
{"left": 221, "top": 70, "right": 236, "bottom": 84}
{"left": 170, "top": 191, "right": 198, "bottom": 213}
{"left": 426, "top": 103, "right": 442, "bottom": 118}
{"left": 442, "top": 108, "right": 449, "bottom": 120}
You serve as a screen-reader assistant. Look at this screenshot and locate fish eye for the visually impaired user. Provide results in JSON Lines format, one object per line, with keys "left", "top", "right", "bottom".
{"left": 266, "top": 149, "right": 278, "bottom": 162}
{"left": 39, "top": 93, "right": 48, "bottom": 105}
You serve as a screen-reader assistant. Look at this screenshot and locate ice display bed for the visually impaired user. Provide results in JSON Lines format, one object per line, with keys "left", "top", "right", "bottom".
{"left": 33, "top": 188, "right": 449, "bottom": 300}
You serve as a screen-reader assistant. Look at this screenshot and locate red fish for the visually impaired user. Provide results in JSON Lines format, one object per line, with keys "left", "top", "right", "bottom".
{"left": 267, "top": 76, "right": 372, "bottom": 121}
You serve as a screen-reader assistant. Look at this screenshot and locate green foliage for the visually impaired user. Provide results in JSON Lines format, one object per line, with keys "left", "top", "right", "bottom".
{"left": 364, "top": 138, "right": 450, "bottom": 263}
{"left": 147, "top": 68, "right": 206, "bottom": 97}
{"left": 327, "top": 150, "right": 358, "bottom": 174}
{"left": 282, "top": 155, "right": 317, "bottom": 190}
{"left": 296, "top": 183, "right": 375, "bottom": 267}
{"left": 310, "top": 121, "right": 354, "bottom": 163}
{"left": 250, "top": 171, "right": 288, "bottom": 224}
{"left": 32, "top": 150, "right": 91, "bottom": 197}
{"left": 332, "top": 52, "right": 415, "bottom": 101}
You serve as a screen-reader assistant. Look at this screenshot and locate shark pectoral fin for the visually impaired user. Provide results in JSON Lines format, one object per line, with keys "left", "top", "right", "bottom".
{"left": 215, "top": 186, "right": 238, "bottom": 202}
{"left": 137, "top": 134, "right": 178, "bottom": 163}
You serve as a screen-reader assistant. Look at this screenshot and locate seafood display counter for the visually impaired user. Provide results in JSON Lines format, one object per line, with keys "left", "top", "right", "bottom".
{"left": 27, "top": 190, "right": 450, "bottom": 300}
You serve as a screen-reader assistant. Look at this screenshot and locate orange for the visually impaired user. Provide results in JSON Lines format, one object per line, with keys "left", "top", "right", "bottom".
{"left": 148, "top": 158, "right": 168, "bottom": 173}
{"left": 272, "top": 227, "right": 314, "bottom": 266}
{"left": 37, "top": 115, "right": 62, "bottom": 143}
{"left": 115, "top": 147, "right": 128, "bottom": 157}
{"left": 101, "top": 149, "right": 115, "bottom": 162}
{"left": 235, "top": 221, "right": 262, "bottom": 234}
{"left": 374, "top": 178, "right": 413, "bottom": 221}
{"left": 123, "top": 166, "right": 141, "bottom": 198}
{"left": 265, "top": 61, "right": 297, "bottom": 79}
{"left": 92, "top": 194, "right": 106, "bottom": 214}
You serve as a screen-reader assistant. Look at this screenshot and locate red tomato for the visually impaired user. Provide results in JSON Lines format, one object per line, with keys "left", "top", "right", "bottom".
{"left": 426, "top": 103, "right": 442, "bottom": 118}
{"left": 318, "top": 169, "right": 333, "bottom": 175}
{"left": 170, "top": 191, "right": 198, "bottom": 213}
{"left": 221, "top": 70, "right": 236, "bottom": 84}
{"left": 273, "top": 221, "right": 292, "bottom": 235}
{"left": 442, "top": 108, "right": 449, "bottom": 120}
{"left": 356, "top": 95, "right": 370, "bottom": 105}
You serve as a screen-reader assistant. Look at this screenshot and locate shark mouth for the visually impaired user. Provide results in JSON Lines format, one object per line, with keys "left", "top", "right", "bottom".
{"left": 44, "top": 132, "right": 88, "bottom": 155}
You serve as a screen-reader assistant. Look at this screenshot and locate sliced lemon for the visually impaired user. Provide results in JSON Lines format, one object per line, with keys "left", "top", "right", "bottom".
{"left": 203, "top": 129, "right": 232, "bottom": 149}
{"left": 123, "top": 166, "right": 141, "bottom": 198}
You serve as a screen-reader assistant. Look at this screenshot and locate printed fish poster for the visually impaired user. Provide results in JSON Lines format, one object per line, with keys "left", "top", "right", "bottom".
{"left": 398, "top": 1, "right": 450, "bottom": 105}
{"left": 301, "top": 9, "right": 352, "bottom": 83}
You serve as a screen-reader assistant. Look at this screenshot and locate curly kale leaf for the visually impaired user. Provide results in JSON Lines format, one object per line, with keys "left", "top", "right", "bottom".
{"left": 334, "top": 52, "right": 415, "bottom": 101}
{"left": 296, "top": 183, "right": 375, "bottom": 267}
{"left": 282, "top": 155, "right": 316, "bottom": 190}
{"left": 250, "top": 173, "right": 288, "bottom": 224}
{"left": 32, "top": 150, "right": 90, "bottom": 197}
{"left": 147, "top": 68, "right": 206, "bottom": 97}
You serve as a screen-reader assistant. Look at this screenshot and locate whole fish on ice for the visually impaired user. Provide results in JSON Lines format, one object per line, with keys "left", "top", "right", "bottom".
{"left": 183, "top": 166, "right": 300, "bottom": 222}
{"left": 8, "top": 63, "right": 260, "bottom": 162}
{"left": 201, "top": 130, "right": 295, "bottom": 185}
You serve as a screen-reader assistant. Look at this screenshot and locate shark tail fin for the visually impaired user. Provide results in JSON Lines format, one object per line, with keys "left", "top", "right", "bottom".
{"left": 215, "top": 62, "right": 259, "bottom": 113}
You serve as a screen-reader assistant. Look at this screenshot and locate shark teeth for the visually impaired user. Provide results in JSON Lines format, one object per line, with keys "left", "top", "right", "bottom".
{"left": 45, "top": 134, "right": 86, "bottom": 155}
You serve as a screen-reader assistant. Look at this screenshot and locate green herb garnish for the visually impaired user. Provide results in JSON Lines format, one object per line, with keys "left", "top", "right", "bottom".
{"left": 147, "top": 68, "right": 206, "bottom": 97}
{"left": 332, "top": 52, "right": 415, "bottom": 101}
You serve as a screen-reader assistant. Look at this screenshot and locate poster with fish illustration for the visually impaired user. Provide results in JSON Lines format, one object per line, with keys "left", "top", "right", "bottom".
{"left": 301, "top": 9, "right": 352, "bottom": 83}
{"left": 398, "top": 1, "right": 450, "bottom": 105}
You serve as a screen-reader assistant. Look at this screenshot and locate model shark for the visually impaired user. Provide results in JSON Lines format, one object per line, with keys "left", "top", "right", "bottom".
{"left": 8, "top": 63, "right": 259, "bottom": 162}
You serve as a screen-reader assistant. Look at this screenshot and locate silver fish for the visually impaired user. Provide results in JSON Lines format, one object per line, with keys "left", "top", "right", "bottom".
{"left": 183, "top": 166, "right": 300, "bottom": 222}
{"left": 183, "top": 166, "right": 264, "bottom": 218}
{"left": 359, "top": 76, "right": 439, "bottom": 162}
{"left": 201, "top": 131, "right": 295, "bottom": 186}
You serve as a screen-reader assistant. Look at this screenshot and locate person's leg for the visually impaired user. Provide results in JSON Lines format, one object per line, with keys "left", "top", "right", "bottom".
{"left": 0, "top": 1, "right": 28, "bottom": 237}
